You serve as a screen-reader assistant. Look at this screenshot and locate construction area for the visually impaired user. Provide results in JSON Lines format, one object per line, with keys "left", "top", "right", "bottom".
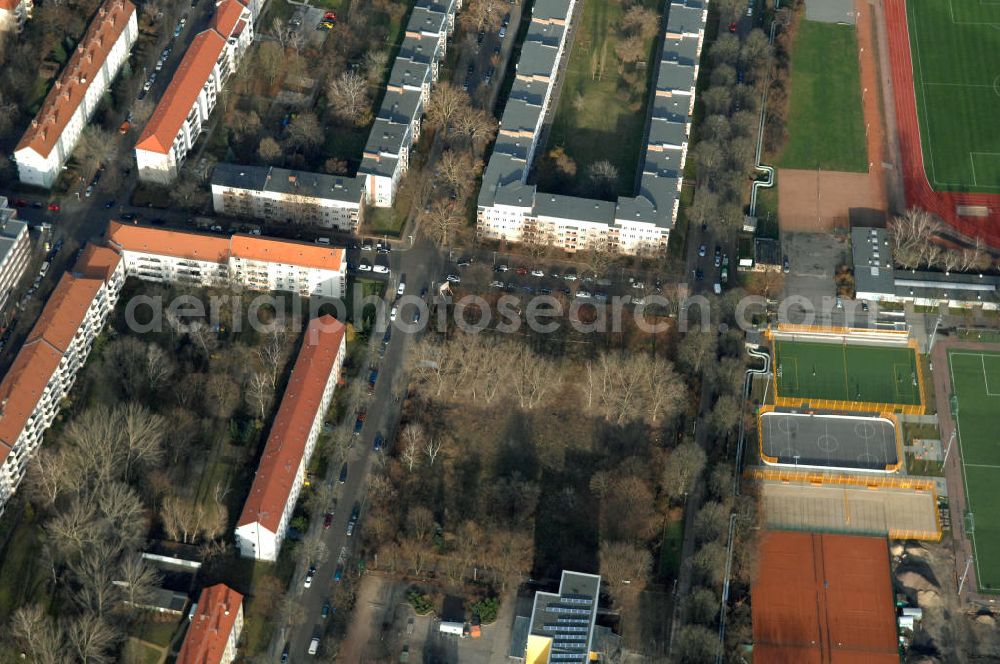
{"left": 752, "top": 531, "right": 900, "bottom": 663}
{"left": 759, "top": 409, "right": 901, "bottom": 472}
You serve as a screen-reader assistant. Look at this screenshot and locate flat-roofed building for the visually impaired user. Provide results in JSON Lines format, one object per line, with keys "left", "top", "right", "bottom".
{"left": 211, "top": 164, "right": 364, "bottom": 232}
{"left": 0, "top": 198, "right": 30, "bottom": 311}
{"left": 177, "top": 584, "right": 244, "bottom": 664}
{"left": 135, "top": 0, "right": 253, "bottom": 184}
{"left": 235, "top": 316, "right": 346, "bottom": 561}
{"left": 14, "top": 0, "right": 137, "bottom": 188}
{"left": 520, "top": 570, "right": 602, "bottom": 664}
{"left": 0, "top": 245, "right": 124, "bottom": 514}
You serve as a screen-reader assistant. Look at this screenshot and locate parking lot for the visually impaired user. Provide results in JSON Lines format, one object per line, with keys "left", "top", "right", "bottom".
{"left": 780, "top": 232, "right": 850, "bottom": 323}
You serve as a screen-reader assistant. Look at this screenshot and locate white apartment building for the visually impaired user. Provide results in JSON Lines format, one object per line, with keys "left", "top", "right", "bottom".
{"left": 359, "top": 0, "right": 459, "bottom": 208}
{"left": 0, "top": 0, "right": 32, "bottom": 32}
{"left": 211, "top": 164, "right": 365, "bottom": 232}
{"left": 234, "top": 315, "right": 346, "bottom": 561}
{"left": 106, "top": 221, "right": 347, "bottom": 298}
{"left": 477, "top": 0, "right": 706, "bottom": 256}
{"left": 0, "top": 199, "right": 30, "bottom": 311}
{"left": 176, "top": 584, "right": 244, "bottom": 664}
{"left": 14, "top": 0, "right": 136, "bottom": 188}
{"left": 135, "top": 0, "right": 253, "bottom": 184}
{"left": 0, "top": 245, "right": 124, "bottom": 514}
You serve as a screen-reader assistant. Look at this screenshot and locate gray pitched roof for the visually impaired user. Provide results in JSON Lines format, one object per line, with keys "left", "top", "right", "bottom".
{"left": 211, "top": 163, "right": 364, "bottom": 203}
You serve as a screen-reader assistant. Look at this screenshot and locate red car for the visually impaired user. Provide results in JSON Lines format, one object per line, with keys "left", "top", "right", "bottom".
{"left": 47, "top": 203, "right": 60, "bottom": 212}
{"left": 323, "top": 10, "right": 336, "bottom": 20}
{"left": 13, "top": 199, "right": 28, "bottom": 207}
{"left": 728, "top": 21, "right": 737, "bottom": 32}
{"left": 516, "top": 266, "right": 528, "bottom": 275}
{"left": 323, "top": 512, "right": 334, "bottom": 529}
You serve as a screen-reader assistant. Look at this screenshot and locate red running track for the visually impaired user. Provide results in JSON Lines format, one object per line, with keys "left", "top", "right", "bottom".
{"left": 884, "top": 0, "right": 1000, "bottom": 248}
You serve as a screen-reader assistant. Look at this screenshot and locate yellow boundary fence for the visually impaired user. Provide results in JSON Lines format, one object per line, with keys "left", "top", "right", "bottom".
{"left": 764, "top": 326, "right": 928, "bottom": 415}
{"left": 746, "top": 467, "right": 942, "bottom": 541}
{"left": 756, "top": 405, "right": 904, "bottom": 473}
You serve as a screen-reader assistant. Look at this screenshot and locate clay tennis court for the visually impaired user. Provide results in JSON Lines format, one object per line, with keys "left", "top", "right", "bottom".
{"left": 752, "top": 531, "right": 900, "bottom": 663}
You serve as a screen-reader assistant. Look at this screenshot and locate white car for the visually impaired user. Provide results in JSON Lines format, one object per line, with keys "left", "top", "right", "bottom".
{"left": 303, "top": 571, "right": 314, "bottom": 588}
{"left": 308, "top": 637, "right": 320, "bottom": 655}
{"left": 396, "top": 282, "right": 406, "bottom": 296}
{"left": 576, "top": 290, "right": 593, "bottom": 299}
{"left": 530, "top": 269, "right": 544, "bottom": 277}
{"left": 445, "top": 274, "right": 461, "bottom": 283}
{"left": 390, "top": 306, "right": 398, "bottom": 321}
{"left": 373, "top": 264, "right": 389, "bottom": 274}
{"left": 358, "top": 262, "right": 372, "bottom": 272}
{"left": 563, "top": 273, "right": 577, "bottom": 281}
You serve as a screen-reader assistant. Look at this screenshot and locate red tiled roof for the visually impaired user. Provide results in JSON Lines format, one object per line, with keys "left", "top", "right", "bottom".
{"left": 237, "top": 316, "right": 345, "bottom": 531}
{"left": 0, "top": 0, "right": 22, "bottom": 11}
{"left": 231, "top": 235, "right": 344, "bottom": 271}
{"left": 135, "top": 29, "right": 226, "bottom": 154}
{"left": 176, "top": 584, "right": 244, "bottom": 664}
{"left": 16, "top": 0, "right": 135, "bottom": 158}
{"left": 752, "top": 531, "right": 899, "bottom": 664}
{"left": 106, "top": 221, "right": 231, "bottom": 264}
{"left": 25, "top": 273, "right": 103, "bottom": 354}
{"left": 0, "top": 340, "right": 63, "bottom": 451}
{"left": 211, "top": 0, "right": 247, "bottom": 37}
{"left": 76, "top": 243, "right": 122, "bottom": 281}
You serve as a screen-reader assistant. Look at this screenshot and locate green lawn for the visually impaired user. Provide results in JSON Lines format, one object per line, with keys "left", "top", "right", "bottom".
{"left": 539, "top": 0, "right": 660, "bottom": 197}
{"left": 778, "top": 20, "right": 867, "bottom": 172}
{"left": 774, "top": 340, "right": 921, "bottom": 405}
{"left": 908, "top": 0, "right": 1000, "bottom": 191}
{"left": 659, "top": 519, "right": 684, "bottom": 580}
{"left": 949, "top": 350, "right": 1000, "bottom": 591}
{"left": 0, "top": 504, "right": 49, "bottom": 623}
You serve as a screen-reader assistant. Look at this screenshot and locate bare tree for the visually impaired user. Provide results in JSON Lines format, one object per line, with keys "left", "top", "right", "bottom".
{"left": 25, "top": 447, "right": 75, "bottom": 509}
{"left": 326, "top": 71, "right": 370, "bottom": 125}
{"left": 436, "top": 148, "right": 479, "bottom": 199}
{"left": 299, "top": 531, "right": 330, "bottom": 567}
{"left": 45, "top": 497, "right": 97, "bottom": 562}
{"left": 10, "top": 605, "right": 67, "bottom": 664}
{"left": 425, "top": 82, "right": 469, "bottom": 133}
{"left": 117, "top": 553, "right": 163, "bottom": 608}
{"left": 96, "top": 482, "right": 146, "bottom": 548}
{"left": 662, "top": 441, "right": 707, "bottom": 503}
{"left": 587, "top": 160, "right": 619, "bottom": 197}
{"left": 453, "top": 106, "right": 497, "bottom": 148}
{"left": 600, "top": 541, "right": 652, "bottom": 607}
{"left": 406, "top": 506, "right": 435, "bottom": 542}
{"left": 70, "top": 541, "right": 122, "bottom": 617}
{"left": 258, "top": 327, "right": 287, "bottom": 389}
{"left": 461, "top": 0, "right": 504, "bottom": 33}
{"left": 66, "top": 613, "right": 117, "bottom": 664}
{"left": 258, "top": 136, "right": 282, "bottom": 164}
{"left": 144, "top": 342, "right": 174, "bottom": 391}
{"left": 425, "top": 437, "right": 443, "bottom": 466}
{"left": 399, "top": 425, "right": 424, "bottom": 471}
{"left": 420, "top": 199, "right": 464, "bottom": 247}
{"left": 363, "top": 49, "right": 389, "bottom": 84}
{"left": 257, "top": 41, "right": 284, "bottom": 86}
{"left": 120, "top": 402, "right": 165, "bottom": 479}
{"left": 286, "top": 112, "right": 324, "bottom": 150}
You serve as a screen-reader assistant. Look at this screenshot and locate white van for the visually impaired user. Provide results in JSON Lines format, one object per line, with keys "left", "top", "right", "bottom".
{"left": 315, "top": 237, "right": 331, "bottom": 245}
{"left": 308, "top": 637, "right": 320, "bottom": 655}
{"left": 713, "top": 283, "right": 722, "bottom": 295}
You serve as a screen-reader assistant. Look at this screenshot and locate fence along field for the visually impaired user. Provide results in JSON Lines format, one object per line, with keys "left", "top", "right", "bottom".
{"left": 773, "top": 339, "right": 922, "bottom": 407}
{"left": 908, "top": 0, "right": 1000, "bottom": 191}
{"left": 949, "top": 350, "right": 1000, "bottom": 591}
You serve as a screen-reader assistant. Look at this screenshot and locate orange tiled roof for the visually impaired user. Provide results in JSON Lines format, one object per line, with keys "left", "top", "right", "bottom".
{"left": 16, "top": 0, "right": 135, "bottom": 158}
{"left": 237, "top": 316, "right": 345, "bottom": 532}
{"left": 0, "top": 340, "right": 64, "bottom": 450}
{"left": 135, "top": 29, "right": 226, "bottom": 154}
{"left": 211, "top": 0, "right": 247, "bottom": 37}
{"left": 176, "top": 584, "right": 244, "bottom": 664}
{"left": 76, "top": 243, "right": 122, "bottom": 281}
{"left": 231, "top": 235, "right": 344, "bottom": 271}
{"left": 0, "top": 0, "right": 22, "bottom": 11}
{"left": 106, "top": 221, "right": 231, "bottom": 264}
{"left": 25, "top": 273, "right": 104, "bottom": 353}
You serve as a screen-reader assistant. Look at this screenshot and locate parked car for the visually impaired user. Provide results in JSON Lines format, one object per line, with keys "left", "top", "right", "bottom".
{"left": 445, "top": 274, "right": 461, "bottom": 283}
{"left": 323, "top": 512, "right": 334, "bottom": 528}
{"left": 47, "top": 203, "right": 60, "bottom": 212}
{"left": 372, "top": 264, "right": 389, "bottom": 274}
{"left": 390, "top": 306, "right": 398, "bottom": 322}
{"left": 304, "top": 570, "right": 314, "bottom": 588}
{"left": 118, "top": 121, "right": 130, "bottom": 134}
{"left": 397, "top": 275, "right": 406, "bottom": 296}
{"left": 530, "top": 269, "right": 544, "bottom": 277}
{"left": 321, "top": 602, "right": 331, "bottom": 618}
{"left": 368, "top": 368, "right": 378, "bottom": 394}
{"left": 698, "top": 244, "right": 706, "bottom": 257}
{"left": 498, "top": 25, "right": 506, "bottom": 38}
{"left": 353, "top": 410, "right": 366, "bottom": 435}
{"left": 358, "top": 260, "right": 372, "bottom": 272}
{"left": 338, "top": 463, "right": 348, "bottom": 483}
{"left": 373, "top": 433, "right": 384, "bottom": 452}
{"left": 309, "top": 638, "right": 320, "bottom": 655}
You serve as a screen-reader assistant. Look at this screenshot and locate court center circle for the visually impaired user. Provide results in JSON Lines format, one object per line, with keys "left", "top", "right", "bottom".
{"left": 777, "top": 417, "right": 799, "bottom": 434}
{"left": 855, "top": 421, "right": 877, "bottom": 439}
{"left": 816, "top": 434, "right": 839, "bottom": 452}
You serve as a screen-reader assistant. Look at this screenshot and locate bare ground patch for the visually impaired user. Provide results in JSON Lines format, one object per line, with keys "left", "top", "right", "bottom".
{"left": 777, "top": 168, "right": 884, "bottom": 232}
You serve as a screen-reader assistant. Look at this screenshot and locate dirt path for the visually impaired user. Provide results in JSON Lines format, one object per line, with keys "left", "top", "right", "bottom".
{"left": 855, "top": 0, "right": 890, "bottom": 213}
{"left": 869, "top": 0, "right": 906, "bottom": 215}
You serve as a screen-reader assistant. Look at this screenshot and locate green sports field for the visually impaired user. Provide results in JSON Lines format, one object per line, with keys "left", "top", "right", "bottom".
{"left": 908, "top": 0, "right": 1000, "bottom": 191}
{"left": 949, "top": 350, "right": 1000, "bottom": 591}
{"left": 778, "top": 20, "right": 867, "bottom": 172}
{"left": 774, "top": 340, "right": 921, "bottom": 405}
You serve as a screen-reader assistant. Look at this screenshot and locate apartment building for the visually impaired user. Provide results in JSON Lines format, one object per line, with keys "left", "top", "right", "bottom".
{"left": 106, "top": 221, "right": 347, "bottom": 298}
{"left": 135, "top": 0, "right": 253, "bottom": 184}
{"left": 477, "top": 0, "right": 706, "bottom": 256}
{"left": 14, "top": 0, "right": 137, "bottom": 188}
{"left": 359, "top": 0, "right": 458, "bottom": 207}
{"left": 211, "top": 164, "right": 365, "bottom": 232}
{"left": 234, "top": 315, "right": 346, "bottom": 561}
{"left": 176, "top": 584, "right": 245, "bottom": 664}
{"left": 0, "top": 0, "right": 32, "bottom": 32}
{"left": 0, "top": 199, "right": 30, "bottom": 311}
{"left": 0, "top": 245, "right": 125, "bottom": 514}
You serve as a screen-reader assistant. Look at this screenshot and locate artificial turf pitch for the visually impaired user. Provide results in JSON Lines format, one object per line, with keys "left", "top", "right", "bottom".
{"left": 949, "top": 350, "right": 1000, "bottom": 591}
{"left": 908, "top": 0, "right": 1000, "bottom": 191}
{"left": 774, "top": 340, "right": 921, "bottom": 406}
